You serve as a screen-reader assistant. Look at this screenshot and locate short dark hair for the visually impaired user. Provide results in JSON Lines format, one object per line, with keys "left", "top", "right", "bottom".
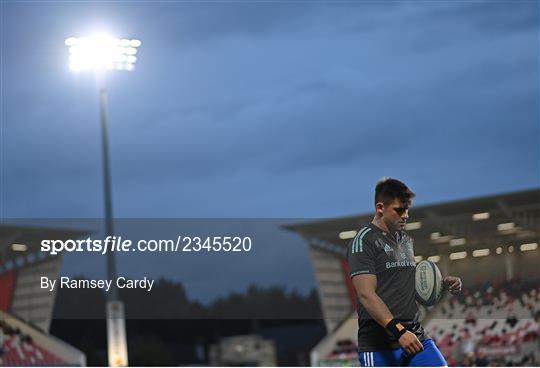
{"left": 375, "top": 177, "right": 415, "bottom": 205}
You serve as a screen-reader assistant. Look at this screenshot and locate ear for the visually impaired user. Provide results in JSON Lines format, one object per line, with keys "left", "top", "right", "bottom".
{"left": 375, "top": 202, "right": 385, "bottom": 216}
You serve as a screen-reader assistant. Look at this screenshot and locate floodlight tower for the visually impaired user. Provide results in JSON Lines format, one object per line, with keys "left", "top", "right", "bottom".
{"left": 65, "top": 34, "right": 141, "bottom": 367}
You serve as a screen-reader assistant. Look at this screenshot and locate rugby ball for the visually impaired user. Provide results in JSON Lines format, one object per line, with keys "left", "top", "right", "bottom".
{"left": 415, "top": 260, "right": 443, "bottom": 306}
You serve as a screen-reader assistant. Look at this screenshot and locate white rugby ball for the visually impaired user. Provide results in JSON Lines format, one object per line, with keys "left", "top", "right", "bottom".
{"left": 415, "top": 260, "right": 443, "bottom": 306}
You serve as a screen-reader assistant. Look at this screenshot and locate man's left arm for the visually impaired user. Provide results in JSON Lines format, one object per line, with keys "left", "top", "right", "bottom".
{"left": 443, "top": 276, "right": 462, "bottom": 294}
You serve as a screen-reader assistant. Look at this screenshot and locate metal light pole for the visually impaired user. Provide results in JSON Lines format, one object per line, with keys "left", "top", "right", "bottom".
{"left": 65, "top": 34, "right": 141, "bottom": 367}
{"left": 97, "top": 77, "right": 118, "bottom": 301}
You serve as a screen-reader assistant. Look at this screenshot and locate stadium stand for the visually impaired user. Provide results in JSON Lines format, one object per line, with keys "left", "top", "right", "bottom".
{"left": 0, "top": 224, "right": 88, "bottom": 366}
{"left": 311, "top": 279, "right": 540, "bottom": 366}
{"left": 1, "top": 318, "right": 61, "bottom": 365}
{"left": 0, "top": 310, "right": 84, "bottom": 366}
{"left": 426, "top": 279, "right": 540, "bottom": 366}
{"left": 286, "top": 188, "right": 540, "bottom": 366}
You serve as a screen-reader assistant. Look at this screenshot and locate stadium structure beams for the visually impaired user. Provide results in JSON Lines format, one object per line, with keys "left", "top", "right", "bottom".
{"left": 306, "top": 237, "right": 346, "bottom": 257}
{"left": 424, "top": 209, "right": 470, "bottom": 240}
{"left": 0, "top": 224, "right": 90, "bottom": 331}
{"left": 286, "top": 189, "right": 540, "bottom": 258}
{"left": 285, "top": 188, "right": 540, "bottom": 334}
{"left": 0, "top": 232, "right": 21, "bottom": 266}
{"left": 0, "top": 225, "right": 88, "bottom": 263}
{"left": 496, "top": 199, "right": 540, "bottom": 233}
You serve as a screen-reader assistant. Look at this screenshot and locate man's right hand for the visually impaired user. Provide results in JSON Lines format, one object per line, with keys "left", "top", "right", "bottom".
{"left": 398, "top": 331, "right": 424, "bottom": 355}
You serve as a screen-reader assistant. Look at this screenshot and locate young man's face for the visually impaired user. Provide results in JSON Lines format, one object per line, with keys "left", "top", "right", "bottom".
{"left": 378, "top": 198, "right": 410, "bottom": 232}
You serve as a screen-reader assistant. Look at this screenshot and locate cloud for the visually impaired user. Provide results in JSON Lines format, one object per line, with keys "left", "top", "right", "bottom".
{"left": 425, "top": 0, "right": 538, "bottom": 34}
{"left": 2, "top": 1, "right": 538, "bottom": 219}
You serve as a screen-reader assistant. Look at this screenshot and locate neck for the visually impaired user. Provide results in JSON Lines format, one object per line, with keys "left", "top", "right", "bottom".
{"left": 371, "top": 217, "right": 390, "bottom": 233}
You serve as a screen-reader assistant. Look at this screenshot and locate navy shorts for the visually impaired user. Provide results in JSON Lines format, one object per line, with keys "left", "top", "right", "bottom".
{"left": 358, "top": 338, "right": 447, "bottom": 367}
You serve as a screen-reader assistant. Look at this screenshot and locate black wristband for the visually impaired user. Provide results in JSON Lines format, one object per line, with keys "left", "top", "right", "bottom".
{"left": 385, "top": 319, "right": 407, "bottom": 339}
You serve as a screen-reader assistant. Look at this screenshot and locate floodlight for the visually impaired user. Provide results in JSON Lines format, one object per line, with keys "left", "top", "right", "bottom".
{"left": 497, "top": 222, "right": 515, "bottom": 231}
{"left": 449, "top": 251, "right": 467, "bottom": 261}
{"left": 427, "top": 255, "right": 440, "bottom": 263}
{"left": 472, "top": 212, "right": 490, "bottom": 221}
{"left": 520, "top": 243, "right": 538, "bottom": 252}
{"left": 65, "top": 37, "right": 77, "bottom": 46}
{"left": 405, "top": 221, "right": 421, "bottom": 230}
{"left": 65, "top": 34, "right": 142, "bottom": 71}
{"left": 11, "top": 243, "right": 27, "bottom": 252}
{"left": 449, "top": 238, "right": 466, "bottom": 246}
{"left": 339, "top": 230, "right": 357, "bottom": 240}
{"left": 472, "top": 249, "right": 490, "bottom": 257}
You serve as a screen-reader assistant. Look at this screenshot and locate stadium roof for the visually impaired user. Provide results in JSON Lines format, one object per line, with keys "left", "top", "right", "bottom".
{"left": 0, "top": 224, "right": 89, "bottom": 264}
{"left": 285, "top": 188, "right": 540, "bottom": 258}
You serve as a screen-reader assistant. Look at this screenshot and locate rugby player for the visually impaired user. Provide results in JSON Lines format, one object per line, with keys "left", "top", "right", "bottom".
{"left": 347, "top": 178, "right": 462, "bottom": 366}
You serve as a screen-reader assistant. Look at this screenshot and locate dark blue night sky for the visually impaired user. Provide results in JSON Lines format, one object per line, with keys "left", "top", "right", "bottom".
{"left": 2, "top": 1, "right": 538, "bottom": 302}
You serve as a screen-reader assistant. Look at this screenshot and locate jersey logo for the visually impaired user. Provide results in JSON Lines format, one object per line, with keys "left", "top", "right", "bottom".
{"left": 383, "top": 244, "right": 394, "bottom": 255}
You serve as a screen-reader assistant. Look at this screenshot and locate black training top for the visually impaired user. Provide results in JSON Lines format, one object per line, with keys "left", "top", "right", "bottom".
{"left": 346, "top": 222, "right": 427, "bottom": 352}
